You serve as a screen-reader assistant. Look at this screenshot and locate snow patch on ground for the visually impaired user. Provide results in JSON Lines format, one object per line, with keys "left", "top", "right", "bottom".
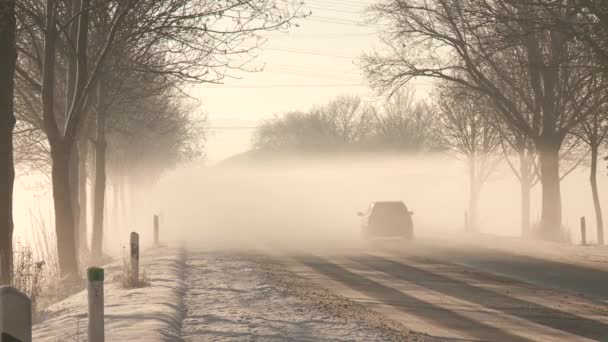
{"left": 181, "top": 250, "right": 429, "bottom": 341}
{"left": 32, "top": 246, "right": 428, "bottom": 341}
{"left": 33, "top": 247, "right": 185, "bottom": 342}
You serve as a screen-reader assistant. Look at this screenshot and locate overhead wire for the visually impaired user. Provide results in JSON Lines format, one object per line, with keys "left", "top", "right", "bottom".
{"left": 263, "top": 47, "right": 356, "bottom": 59}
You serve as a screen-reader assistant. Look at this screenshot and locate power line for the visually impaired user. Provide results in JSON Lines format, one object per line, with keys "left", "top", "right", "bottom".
{"left": 301, "top": 17, "right": 381, "bottom": 28}
{"left": 199, "top": 83, "right": 368, "bottom": 89}
{"left": 310, "top": 15, "right": 380, "bottom": 26}
{"left": 263, "top": 47, "right": 355, "bottom": 59}
{"left": 304, "top": 5, "right": 364, "bottom": 15}
{"left": 264, "top": 70, "right": 361, "bottom": 82}
{"left": 305, "top": 0, "right": 375, "bottom": 9}
{"left": 265, "top": 32, "right": 376, "bottom": 39}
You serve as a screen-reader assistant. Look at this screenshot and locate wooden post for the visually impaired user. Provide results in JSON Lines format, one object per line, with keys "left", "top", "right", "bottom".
{"left": 153, "top": 215, "right": 159, "bottom": 246}
{"left": 581, "top": 216, "right": 587, "bottom": 246}
{"left": 87, "top": 267, "right": 104, "bottom": 342}
{"left": 0, "top": 286, "right": 31, "bottom": 342}
{"left": 130, "top": 232, "right": 139, "bottom": 284}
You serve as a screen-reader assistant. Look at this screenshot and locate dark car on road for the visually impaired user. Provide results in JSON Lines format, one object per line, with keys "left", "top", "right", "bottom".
{"left": 358, "top": 201, "right": 414, "bottom": 240}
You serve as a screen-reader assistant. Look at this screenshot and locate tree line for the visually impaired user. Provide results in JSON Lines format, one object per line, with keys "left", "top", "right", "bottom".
{"left": 360, "top": 0, "right": 608, "bottom": 242}
{"left": 254, "top": 92, "right": 440, "bottom": 154}
{"left": 0, "top": 0, "right": 303, "bottom": 284}
{"left": 253, "top": 31, "right": 608, "bottom": 244}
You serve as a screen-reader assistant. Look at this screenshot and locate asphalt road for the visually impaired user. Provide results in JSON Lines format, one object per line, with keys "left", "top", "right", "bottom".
{"left": 269, "top": 238, "right": 608, "bottom": 341}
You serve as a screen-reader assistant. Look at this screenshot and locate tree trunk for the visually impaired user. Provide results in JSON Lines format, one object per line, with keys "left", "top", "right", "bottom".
{"left": 537, "top": 141, "right": 563, "bottom": 240}
{"left": 51, "top": 141, "right": 79, "bottom": 278}
{"left": 0, "top": 0, "right": 16, "bottom": 285}
{"left": 519, "top": 151, "right": 532, "bottom": 237}
{"left": 69, "top": 142, "right": 80, "bottom": 258}
{"left": 41, "top": 0, "right": 79, "bottom": 279}
{"left": 78, "top": 141, "right": 89, "bottom": 253}
{"left": 113, "top": 180, "right": 119, "bottom": 232}
{"left": 91, "top": 140, "right": 106, "bottom": 259}
{"left": 120, "top": 175, "right": 128, "bottom": 229}
{"left": 590, "top": 145, "right": 604, "bottom": 245}
{"left": 91, "top": 84, "right": 106, "bottom": 259}
{"left": 467, "top": 154, "right": 479, "bottom": 232}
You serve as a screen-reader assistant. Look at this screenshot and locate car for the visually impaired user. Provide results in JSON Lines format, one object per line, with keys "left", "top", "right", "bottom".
{"left": 357, "top": 201, "right": 414, "bottom": 240}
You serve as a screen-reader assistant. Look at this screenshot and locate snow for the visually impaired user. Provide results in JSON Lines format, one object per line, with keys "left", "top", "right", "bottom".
{"left": 32, "top": 246, "right": 423, "bottom": 341}
{"left": 33, "top": 247, "right": 185, "bottom": 342}
{"left": 181, "top": 249, "right": 421, "bottom": 341}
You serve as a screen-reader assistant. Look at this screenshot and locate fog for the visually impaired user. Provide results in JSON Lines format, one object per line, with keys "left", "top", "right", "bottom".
{"left": 139, "top": 154, "right": 606, "bottom": 250}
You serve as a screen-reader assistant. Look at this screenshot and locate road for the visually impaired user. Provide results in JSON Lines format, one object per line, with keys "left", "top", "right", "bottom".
{"left": 263, "top": 237, "right": 608, "bottom": 342}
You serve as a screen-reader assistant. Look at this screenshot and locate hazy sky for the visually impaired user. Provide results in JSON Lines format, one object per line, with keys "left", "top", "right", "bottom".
{"left": 192, "top": 0, "right": 434, "bottom": 163}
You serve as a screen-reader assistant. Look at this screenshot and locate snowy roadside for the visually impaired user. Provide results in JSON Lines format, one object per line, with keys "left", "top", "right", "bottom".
{"left": 181, "top": 249, "right": 435, "bottom": 342}
{"left": 428, "top": 231, "right": 608, "bottom": 270}
{"left": 33, "top": 247, "right": 186, "bottom": 342}
{"left": 32, "top": 246, "right": 433, "bottom": 341}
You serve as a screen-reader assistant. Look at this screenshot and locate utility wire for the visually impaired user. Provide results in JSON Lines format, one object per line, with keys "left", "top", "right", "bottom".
{"left": 263, "top": 47, "right": 356, "bottom": 59}
{"left": 265, "top": 32, "right": 376, "bottom": 38}
{"left": 199, "top": 84, "right": 368, "bottom": 89}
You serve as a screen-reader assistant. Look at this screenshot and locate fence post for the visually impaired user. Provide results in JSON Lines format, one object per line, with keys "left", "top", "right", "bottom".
{"left": 153, "top": 215, "right": 159, "bottom": 246}
{"left": 130, "top": 232, "right": 139, "bottom": 284}
{"left": 581, "top": 216, "right": 587, "bottom": 246}
{"left": 0, "top": 286, "right": 31, "bottom": 342}
{"left": 87, "top": 267, "right": 104, "bottom": 342}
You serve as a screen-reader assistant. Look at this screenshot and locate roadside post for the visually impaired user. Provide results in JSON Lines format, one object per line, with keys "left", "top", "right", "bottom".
{"left": 87, "top": 267, "right": 105, "bottom": 342}
{"left": 581, "top": 216, "right": 587, "bottom": 246}
{"left": 130, "top": 232, "right": 139, "bottom": 284}
{"left": 154, "top": 215, "right": 159, "bottom": 246}
{"left": 0, "top": 286, "right": 31, "bottom": 342}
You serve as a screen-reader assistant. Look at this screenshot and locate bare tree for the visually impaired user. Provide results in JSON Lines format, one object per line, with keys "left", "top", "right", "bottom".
{"left": 254, "top": 95, "right": 376, "bottom": 153}
{"left": 435, "top": 83, "right": 501, "bottom": 232}
{"left": 559, "top": 1, "right": 608, "bottom": 70}
{"left": 498, "top": 120, "right": 539, "bottom": 237}
{"left": 254, "top": 111, "right": 329, "bottom": 153}
{"left": 320, "top": 95, "right": 376, "bottom": 147}
{"left": 0, "top": 0, "right": 17, "bottom": 284}
{"left": 16, "top": 0, "right": 303, "bottom": 277}
{"left": 363, "top": 0, "right": 607, "bottom": 239}
{"left": 572, "top": 95, "right": 608, "bottom": 244}
{"left": 373, "top": 90, "right": 441, "bottom": 153}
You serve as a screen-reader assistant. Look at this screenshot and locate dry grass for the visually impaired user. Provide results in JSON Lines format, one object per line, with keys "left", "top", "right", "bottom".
{"left": 25, "top": 208, "right": 59, "bottom": 282}
{"left": 116, "top": 246, "right": 150, "bottom": 289}
{"left": 17, "top": 207, "right": 82, "bottom": 321}
{"left": 11, "top": 244, "right": 45, "bottom": 317}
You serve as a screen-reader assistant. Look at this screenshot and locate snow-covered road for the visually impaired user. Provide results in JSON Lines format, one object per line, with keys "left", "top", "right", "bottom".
{"left": 33, "top": 235, "right": 608, "bottom": 342}
{"left": 180, "top": 249, "right": 424, "bottom": 341}
{"left": 262, "top": 237, "right": 608, "bottom": 342}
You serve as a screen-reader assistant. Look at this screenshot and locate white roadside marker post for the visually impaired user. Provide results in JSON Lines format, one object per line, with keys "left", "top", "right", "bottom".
{"left": 130, "top": 232, "right": 139, "bottom": 284}
{"left": 154, "top": 215, "right": 159, "bottom": 246}
{"left": 0, "top": 286, "right": 31, "bottom": 342}
{"left": 87, "top": 267, "right": 105, "bottom": 342}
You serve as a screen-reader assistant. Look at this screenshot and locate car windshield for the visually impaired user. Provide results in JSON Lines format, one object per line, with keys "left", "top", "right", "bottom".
{"left": 372, "top": 202, "right": 408, "bottom": 217}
